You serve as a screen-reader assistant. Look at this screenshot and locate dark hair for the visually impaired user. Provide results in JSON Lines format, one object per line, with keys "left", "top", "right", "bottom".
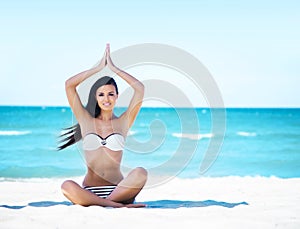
{"left": 58, "top": 76, "right": 118, "bottom": 150}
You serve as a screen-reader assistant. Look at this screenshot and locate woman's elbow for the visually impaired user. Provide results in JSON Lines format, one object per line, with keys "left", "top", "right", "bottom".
{"left": 138, "top": 82, "right": 145, "bottom": 93}
{"left": 65, "top": 78, "right": 74, "bottom": 90}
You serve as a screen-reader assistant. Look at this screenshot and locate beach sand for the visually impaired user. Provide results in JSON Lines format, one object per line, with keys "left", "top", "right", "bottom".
{"left": 1, "top": 176, "right": 299, "bottom": 228}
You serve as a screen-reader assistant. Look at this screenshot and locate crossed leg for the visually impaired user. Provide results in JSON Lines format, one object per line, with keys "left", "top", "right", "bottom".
{"left": 61, "top": 167, "right": 147, "bottom": 207}
{"left": 106, "top": 167, "right": 147, "bottom": 203}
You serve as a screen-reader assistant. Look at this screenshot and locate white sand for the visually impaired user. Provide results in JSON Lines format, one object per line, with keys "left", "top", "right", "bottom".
{"left": 1, "top": 176, "right": 300, "bottom": 229}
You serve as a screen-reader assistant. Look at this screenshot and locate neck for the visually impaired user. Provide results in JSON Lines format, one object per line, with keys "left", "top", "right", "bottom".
{"left": 99, "top": 110, "right": 114, "bottom": 121}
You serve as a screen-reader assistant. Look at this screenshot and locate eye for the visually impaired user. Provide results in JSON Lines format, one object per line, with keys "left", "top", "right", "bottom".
{"left": 109, "top": 93, "right": 115, "bottom": 96}
{"left": 98, "top": 93, "right": 104, "bottom": 97}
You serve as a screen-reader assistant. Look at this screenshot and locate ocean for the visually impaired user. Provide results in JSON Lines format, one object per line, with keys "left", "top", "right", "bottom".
{"left": 0, "top": 106, "right": 299, "bottom": 180}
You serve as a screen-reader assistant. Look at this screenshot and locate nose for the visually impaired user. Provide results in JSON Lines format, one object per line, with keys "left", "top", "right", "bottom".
{"left": 103, "top": 94, "right": 109, "bottom": 102}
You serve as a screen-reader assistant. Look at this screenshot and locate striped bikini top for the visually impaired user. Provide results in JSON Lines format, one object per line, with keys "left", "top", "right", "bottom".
{"left": 82, "top": 133, "right": 125, "bottom": 151}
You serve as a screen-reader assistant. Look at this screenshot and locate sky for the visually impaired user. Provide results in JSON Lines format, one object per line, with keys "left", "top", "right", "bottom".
{"left": 1, "top": 0, "right": 299, "bottom": 107}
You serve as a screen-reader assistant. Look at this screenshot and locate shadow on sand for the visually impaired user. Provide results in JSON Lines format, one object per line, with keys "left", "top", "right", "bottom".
{"left": 0, "top": 201, "right": 73, "bottom": 209}
{"left": 0, "top": 199, "right": 248, "bottom": 209}
{"left": 142, "top": 200, "right": 248, "bottom": 208}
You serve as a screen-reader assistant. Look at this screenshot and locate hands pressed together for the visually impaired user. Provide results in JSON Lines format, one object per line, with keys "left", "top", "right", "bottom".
{"left": 97, "top": 43, "right": 118, "bottom": 72}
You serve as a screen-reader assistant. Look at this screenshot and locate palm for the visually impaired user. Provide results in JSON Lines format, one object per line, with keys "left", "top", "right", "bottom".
{"left": 106, "top": 44, "right": 116, "bottom": 70}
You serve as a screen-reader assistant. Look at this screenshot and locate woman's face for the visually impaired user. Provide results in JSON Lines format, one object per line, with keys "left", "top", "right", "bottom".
{"left": 96, "top": 85, "right": 118, "bottom": 111}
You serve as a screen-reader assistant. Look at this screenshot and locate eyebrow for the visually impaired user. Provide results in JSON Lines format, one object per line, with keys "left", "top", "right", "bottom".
{"left": 98, "top": 91, "right": 115, "bottom": 94}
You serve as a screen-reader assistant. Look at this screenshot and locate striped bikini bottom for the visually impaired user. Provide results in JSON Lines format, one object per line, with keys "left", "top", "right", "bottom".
{"left": 83, "top": 185, "right": 117, "bottom": 199}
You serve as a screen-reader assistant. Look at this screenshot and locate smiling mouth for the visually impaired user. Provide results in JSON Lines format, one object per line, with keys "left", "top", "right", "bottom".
{"left": 103, "top": 102, "right": 111, "bottom": 106}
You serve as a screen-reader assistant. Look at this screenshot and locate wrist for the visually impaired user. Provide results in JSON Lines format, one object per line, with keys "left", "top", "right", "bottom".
{"left": 110, "top": 66, "right": 121, "bottom": 73}
{"left": 94, "top": 65, "right": 104, "bottom": 72}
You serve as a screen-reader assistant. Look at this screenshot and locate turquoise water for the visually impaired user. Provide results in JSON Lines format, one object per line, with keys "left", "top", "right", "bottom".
{"left": 0, "top": 106, "right": 299, "bottom": 179}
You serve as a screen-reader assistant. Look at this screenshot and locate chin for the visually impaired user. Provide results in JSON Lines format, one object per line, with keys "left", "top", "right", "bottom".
{"left": 100, "top": 106, "right": 114, "bottom": 111}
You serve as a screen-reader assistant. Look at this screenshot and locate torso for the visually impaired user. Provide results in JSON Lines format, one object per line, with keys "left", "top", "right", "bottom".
{"left": 80, "top": 114, "right": 127, "bottom": 187}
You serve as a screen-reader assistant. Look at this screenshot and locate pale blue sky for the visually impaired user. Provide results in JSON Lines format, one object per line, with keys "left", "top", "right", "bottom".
{"left": 1, "top": 0, "right": 299, "bottom": 107}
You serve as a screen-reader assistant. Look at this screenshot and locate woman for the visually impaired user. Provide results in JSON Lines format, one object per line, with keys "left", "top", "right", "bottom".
{"left": 59, "top": 44, "right": 147, "bottom": 208}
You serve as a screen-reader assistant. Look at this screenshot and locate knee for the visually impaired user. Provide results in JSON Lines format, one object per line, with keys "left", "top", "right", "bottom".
{"left": 133, "top": 167, "right": 148, "bottom": 181}
{"left": 61, "top": 180, "right": 76, "bottom": 195}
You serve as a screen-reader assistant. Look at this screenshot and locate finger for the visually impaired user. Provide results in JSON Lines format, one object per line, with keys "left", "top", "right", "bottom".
{"left": 126, "top": 203, "right": 146, "bottom": 208}
{"left": 106, "top": 43, "right": 110, "bottom": 54}
{"left": 101, "top": 47, "right": 107, "bottom": 60}
{"left": 104, "top": 48, "right": 107, "bottom": 58}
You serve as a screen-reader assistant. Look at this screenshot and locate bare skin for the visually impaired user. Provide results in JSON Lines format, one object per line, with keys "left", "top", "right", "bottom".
{"left": 61, "top": 44, "right": 147, "bottom": 208}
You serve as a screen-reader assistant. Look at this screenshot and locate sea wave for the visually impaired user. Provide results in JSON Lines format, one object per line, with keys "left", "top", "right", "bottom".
{"left": 0, "top": 130, "right": 31, "bottom": 136}
{"left": 0, "top": 165, "right": 84, "bottom": 179}
{"left": 236, "top": 131, "right": 257, "bottom": 137}
{"left": 0, "top": 175, "right": 292, "bottom": 183}
{"left": 172, "top": 133, "right": 213, "bottom": 140}
{"left": 128, "top": 130, "right": 136, "bottom": 136}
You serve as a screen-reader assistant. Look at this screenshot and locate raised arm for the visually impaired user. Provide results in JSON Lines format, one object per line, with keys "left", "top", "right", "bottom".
{"left": 65, "top": 49, "right": 107, "bottom": 122}
{"left": 106, "top": 44, "right": 144, "bottom": 128}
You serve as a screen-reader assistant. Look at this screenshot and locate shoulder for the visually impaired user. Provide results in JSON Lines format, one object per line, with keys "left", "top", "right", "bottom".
{"left": 78, "top": 115, "right": 95, "bottom": 134}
